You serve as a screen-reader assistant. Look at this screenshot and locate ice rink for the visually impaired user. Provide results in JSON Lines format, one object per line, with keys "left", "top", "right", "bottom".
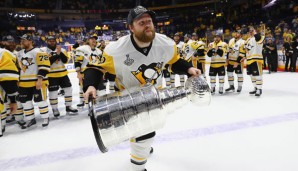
{"left": 1, "top": 69, "right": 298, "bottom": 171}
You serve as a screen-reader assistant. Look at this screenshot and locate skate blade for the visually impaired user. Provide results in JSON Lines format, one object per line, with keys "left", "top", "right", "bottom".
{"left": 67, "top": 112, "right": 78, "bottom": 115}
{"left": 26, "top": 124, "right": 37, "bottom": 130}
{"left": 42, "top": 124, "right": 49, "bottom": 128}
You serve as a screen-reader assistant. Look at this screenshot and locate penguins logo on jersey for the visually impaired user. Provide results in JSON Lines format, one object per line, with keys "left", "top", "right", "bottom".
{"left": 245, "top": 43, "right": 254, "bottom": 51}
{"left": 131, "top": 62, "right": 163, "bottom": 85}
{"left": 230, "top": 46, "right": 238, "bottom": 54}
{"left": 20, "top": 57, "right": 34, "bottom": 72}
{"left": 89, "top": 53, "right": 105, "bottom": 65}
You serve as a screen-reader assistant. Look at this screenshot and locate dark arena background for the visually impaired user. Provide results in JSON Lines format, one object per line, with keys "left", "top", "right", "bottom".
{"left": 0, "top": 0, "right": 297, "bottom": 71}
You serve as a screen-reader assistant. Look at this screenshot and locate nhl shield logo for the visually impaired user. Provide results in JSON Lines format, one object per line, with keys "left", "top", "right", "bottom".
{"left": 124, "top": 54, "right": 134, "bottom": 66}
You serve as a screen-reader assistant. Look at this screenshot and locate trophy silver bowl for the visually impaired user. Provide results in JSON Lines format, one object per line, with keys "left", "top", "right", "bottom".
{"left": 89, "top": 75, "right": 211, "bottom": 153}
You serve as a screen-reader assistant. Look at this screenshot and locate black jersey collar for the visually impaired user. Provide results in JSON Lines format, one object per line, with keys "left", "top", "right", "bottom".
{"left": 24, "top": 47, "right": 34, "bottom": 54}
{"left": 131, "top": 34, "right": 152, "bottom": 56}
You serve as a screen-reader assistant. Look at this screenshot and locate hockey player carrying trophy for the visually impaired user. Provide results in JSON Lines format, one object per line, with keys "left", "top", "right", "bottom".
{"left": 84, "top": 6, "right": 211, "bottom": 171}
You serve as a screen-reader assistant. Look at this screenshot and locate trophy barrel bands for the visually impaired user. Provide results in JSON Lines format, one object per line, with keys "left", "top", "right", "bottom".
{"left": 158, "top": 86, "right": 190, "bottom": 112}
{"left": 90, "top": 76, "right": 211, "bottom": 153}
{"left": 91, "top": 85, "right": 166, "bottom": 152}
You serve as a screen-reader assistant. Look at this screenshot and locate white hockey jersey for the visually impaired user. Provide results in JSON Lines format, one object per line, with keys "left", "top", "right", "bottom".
{"left": 176, "top": 41, "right": 184, "bottom": 57}
{"left": 242, "top": 35, "right": 265, "bottom": 65}
{"left": 40, "top": 47, "right": 69, "bottom": 78}
{"left": 75, "top": 45, "right": 102, "bottom": 72}
{"left": 227, "top": 38, "right": 245, "bottom": 65}
{"left": 88, "top": 33, "right": 180, "bottom": 89}
{"left": 183, "top": 40, "right": 206, "bottom": 62}
{"left": 17, "top": 48, "right": 50, "bottom": 87}
{"left": 183, "top": 39, "right": 194, "bottom": 60}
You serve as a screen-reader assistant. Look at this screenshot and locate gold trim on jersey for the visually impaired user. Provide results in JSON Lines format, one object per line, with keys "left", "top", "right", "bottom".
{"left": 93, "top": 52, "right": 116, "bottom": 75}
{"left": 209, "top": 41, "right": 227, "bottom": 68}
{"left": 49, "top": 65, "right": 68, "bottom": 78}
{"left": 131, "top": 154, "right": 146, "bottom": 161}
{"left": 167, "top": 45, "right": 180, "bottom": 64}
{"left": 256, "top": 36, "right": 265, "bottom": 44}
{"left": 19, "top": 80, "right": 49, "bottom": 88}
{"left": 0, "top": 50, "right": 19, "bottom": 82}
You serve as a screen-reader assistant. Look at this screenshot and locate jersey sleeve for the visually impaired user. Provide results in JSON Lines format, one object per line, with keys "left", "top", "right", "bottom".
{"left": 166, "top": 45, "right": 180, "bottom": 65}
{"left": 239, "top": 43, "right": 246, "bottom": 58}
{"left": 60, "top": 49, "right": 69, "bottom": 63}
{"left": 255, "top": 34, "right": 265, "bottom": 44}
{"left": 83, "top": 50, "right": 116, "bottom": 91}
{"left": 96, "top": 51, "right": 116, "bottom": 75}
{"left": 190, "top": 41, "right": 205, "bottom": 51}
{"left": 74, "top": 48, "right": 85, "bottom": 72}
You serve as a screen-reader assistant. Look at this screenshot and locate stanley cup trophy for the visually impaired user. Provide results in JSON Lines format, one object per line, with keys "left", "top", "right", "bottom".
{"left": 89, "top": 75, "right": 211, "bottom": 153}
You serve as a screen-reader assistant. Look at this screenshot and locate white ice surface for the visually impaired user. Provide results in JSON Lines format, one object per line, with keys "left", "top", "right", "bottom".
{"left": 1, "top": 68, "right": 298, "bottom": 171}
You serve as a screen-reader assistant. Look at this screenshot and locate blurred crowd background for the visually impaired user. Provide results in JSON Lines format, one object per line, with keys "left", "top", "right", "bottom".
{"left": 0, "top": 0, "right": 297, "bottom": 51}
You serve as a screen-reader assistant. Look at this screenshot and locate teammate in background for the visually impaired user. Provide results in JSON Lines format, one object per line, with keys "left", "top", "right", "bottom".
{"left": 183, "top": 33, "right": 191, "bottom": 44}
{"left": 182, "top": 33, "right": 195, "bottom": 65}
{"left": 184, "top": 33, "right": 206, "bottom": 80}
{"left": 74, "top": 34, "right": 104, "bottom": 106}
{"left": 2, "top": 35, "right": 18, "bottom": 56}
{"left": 17, "top": 34, "right": 51, "bottom": 127}
{"left": 161, "top": 33, "right": 182, "bottom": 89}
{"left": 171, "top": 32, "right": 186, "bottom": 87}
{"left": 72, "top": 37, "right": 87, "bottom": 108}
{"left": 225, "top": 30, "right": 246, "bottom": 93}
{"left": 207, "top": 33, "right": 228, "bottom": 95}
{"left": 1, "top": 35, "right": 17, "bottom": 123}
{"left": 179, "top": 33, "right": 192, "bottom": 86}
{"left": 193, "top": 36, "right": 206, "bottom": 79}
{"left": 41, "top": 36, "right": 78, "bottom": 117}
{"left": 83, "top": 6, "right": 201, "bottom": 171}
{"left": 241, "top": 26, "right": 265, "bottom": 96}
{"left": 98, "top": 40, "right": 116, "bottom": 93}
{"left": 1, "top": 35, "right": 26, "bottom": 129}
{"left": 173, "top": 33, "right": 184, "bottom": 58}
{"left": 0, "top": 48, "right": 19, "bottom": 137}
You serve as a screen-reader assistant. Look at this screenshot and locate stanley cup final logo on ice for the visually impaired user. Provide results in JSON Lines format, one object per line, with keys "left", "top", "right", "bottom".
{"left": 89, "top": 75, "right": 211, "bottom": 153}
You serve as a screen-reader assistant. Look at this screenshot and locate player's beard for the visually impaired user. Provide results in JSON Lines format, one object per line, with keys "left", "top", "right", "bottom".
{"left": 47, "top": 44, "right": 56, "bottom": 51}
{"left": 134, "top": 27, "right": 155, "bottom": 43}
{"left": 5, "top": 44, "right": 16, "bottom": 52}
